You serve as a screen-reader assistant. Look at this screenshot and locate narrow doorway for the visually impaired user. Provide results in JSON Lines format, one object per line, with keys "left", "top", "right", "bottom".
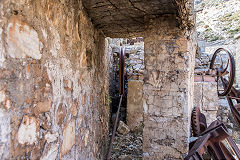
{"left": 108, "top": 37, "right": 144, "bottom": 159}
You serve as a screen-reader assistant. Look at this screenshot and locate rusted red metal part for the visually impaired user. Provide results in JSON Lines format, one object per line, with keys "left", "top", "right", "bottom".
{"left": 209, "top": 48, "right": 235, "bottom": 96}
{"left": 210, "top": 48, "right": 240, "bottom": 129}
{"left": 187, "top": 48, "right": 240, "bottom": 159}
{"left": 191, "top": 107, "right": 207, "bottom": 137}
{"left": 186, "top": 120, "right": 240, "bottom": 160}
{"left": 107, "top": 95, "right": 123, "bottom": 160}
{"left": 224, "top": 79, "right": 240, "bottom": 128}
{"left": 119, "top": 47, "right": 125, "bottom": 95}
{"left": 197, "top": 48, "right": 240, "bottom": 128}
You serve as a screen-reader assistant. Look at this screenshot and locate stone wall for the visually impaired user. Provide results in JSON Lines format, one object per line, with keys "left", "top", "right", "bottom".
{"left": 125, "top": 40, "right": 144, "bottom": 81}
{"left": 108, "top": 38, "right": 144, "bottom": 82}
{"left": 193, "top": 80, "right": 218, "bottom": 125}
{"left": 125, "top": 40, "right": 144, "bottom": 131}
{"left": 235, "top": 35, "right": 240, "bottom": 87}
{"left": 0, "top": 0, "right": 110, "bottom": 159}
{"left": 142, "top": 15, "right": 197, "bottom": 159}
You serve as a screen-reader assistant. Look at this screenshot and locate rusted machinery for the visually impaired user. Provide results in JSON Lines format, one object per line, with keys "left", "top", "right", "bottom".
{"left": 186, "top": 48, "right": 240, "bottom": 159}
{"left": 119, "top": 47, "right": 125, "bottom": 95}
{"left": 187, "top": 108, "right": 240, "bottom": 159}
{"left": 107, "top": 47, "right": 125, "bottom": 160}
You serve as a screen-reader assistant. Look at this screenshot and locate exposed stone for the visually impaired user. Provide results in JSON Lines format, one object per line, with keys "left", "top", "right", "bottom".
{"left": 71, "top": 100, "right": 78, "bottom": 117}
{"left": 56, "top": 103, "right": 66, "bottom": 126}
{"left": 0, "top": 90, "right": 12, "bottom": 110}
{"left": 0, "top": 0, "right": 110, "bottom": 159}
{"left": 143, "top": 15, "right": 196, "bottom": 159}
{"left": 45, "top": 132, "right": 58, "bottom": 143}
{"left": 17, "top": 115, "right": 39, "bottom": 145}
{"left": 235, "top": 38, "right": 240, "bottom": 86}
{"left": 117, "top": 121, "right": 130, "bottom": 135}
{"left": 194, "top": 82, "right": 218, "bottom": 125}
{"left": 125, "top": 41, "right": 145, "bottom": 81}
{"left": 40, "top": 143, "right": 59, "bottom": 160}
{"left": 0, "top": 90, "right": 6, "bottom": 104}
{"left": 6, "top": 16, "right": 42, "bottom": 59}
{"left": 118, "top": 155, "right": 132, "bottom": 160}
{"left": 127, "top": 80, "right": 143, "bottom": 131}
{"left": 5, "top": 99, "right": 12, "bottom": 110}
{"left": 80, "top": 129, "right": 90, "bottom": 148}
{"left": 61, "top": 120, "right": 75, "bottom": 156}
{"left": 0, "top": 108, "right": 10, "bottom": 159}
{"left": 0, "top": 28, "right": 5, "bottom": 68}
{"left": 36, "top": 100, "right": 52, "bottom": 113}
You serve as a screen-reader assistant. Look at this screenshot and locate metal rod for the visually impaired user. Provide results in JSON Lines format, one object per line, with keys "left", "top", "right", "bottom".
{"left": 107, "top": 95, "right": 123, "bottom": 160}
{"left": 119, "top": 47, "right": 125, "bottom": 95}
{"left": 226, "top": 96, "right": 240, "bottom": 100}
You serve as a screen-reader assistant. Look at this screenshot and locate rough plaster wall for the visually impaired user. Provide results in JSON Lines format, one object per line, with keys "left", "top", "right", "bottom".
{"left": 0, "top": 0, "right": 109, "bottom": 159}
{"left": 127, "top": 80, "right": 143, "bottom": 131}
{"left": 142, "top": 15, "right": 197, "bottom": 159}
{"left": 236, "top": 37, "right": 240, "bottom": 86}
{"left": 194, "top": 82, "right": 218, "bottom": 125}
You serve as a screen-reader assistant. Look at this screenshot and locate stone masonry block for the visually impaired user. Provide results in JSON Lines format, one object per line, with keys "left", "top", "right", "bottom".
{"left": 61, "top": 120, "right": 75, "bottom": 156}
{"left": 17, "top": 115, "right": 40, "bottom": 145}
{"left": 127, "top": 80, "right": 143, "bottom": 131}
{"left": 6, "top": 16, "right": 42, "bottom": 59}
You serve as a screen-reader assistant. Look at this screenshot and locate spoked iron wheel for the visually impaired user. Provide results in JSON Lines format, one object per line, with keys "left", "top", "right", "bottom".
{"left": 210, "top": 48, "right": 235, "bottom": 96}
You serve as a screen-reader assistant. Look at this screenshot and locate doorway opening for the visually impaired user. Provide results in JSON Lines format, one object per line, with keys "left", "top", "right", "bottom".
{"left": 108, "top": 37, "right": 144, "bottom": 159}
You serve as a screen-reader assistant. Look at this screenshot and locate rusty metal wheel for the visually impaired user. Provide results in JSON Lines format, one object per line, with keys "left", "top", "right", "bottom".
{"left": 210, "top": 48, "right": 235, "bottom": 96}
{"left": 191, "top": 107, "right": 207, "bottom": 137}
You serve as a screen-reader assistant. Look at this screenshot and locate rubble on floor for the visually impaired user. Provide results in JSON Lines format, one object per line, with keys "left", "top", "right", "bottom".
{"left": 117, "top": 121, "right": 130, "bottom": 135}
{"left": 111, "top": 128, "right": 143, "bottom": 160}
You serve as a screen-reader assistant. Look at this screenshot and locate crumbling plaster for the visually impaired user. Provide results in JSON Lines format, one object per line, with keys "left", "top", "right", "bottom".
{"left": 142, "top": 13, "right": 197, "bottom": 159}
{"left": 0, "top": 0, "right": 110, "bottom": 159}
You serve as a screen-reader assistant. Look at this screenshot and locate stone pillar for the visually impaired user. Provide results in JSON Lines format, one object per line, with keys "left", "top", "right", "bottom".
{"left": 142, "top": 15, "right": 196, "bottom": 159}
{"left": 127, "top": 80, "right": 143, "bottom": 131}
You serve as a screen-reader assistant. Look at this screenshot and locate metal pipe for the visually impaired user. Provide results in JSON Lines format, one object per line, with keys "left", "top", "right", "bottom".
{"left": 107, "top": 94, "right": 123, "bottom": 160}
